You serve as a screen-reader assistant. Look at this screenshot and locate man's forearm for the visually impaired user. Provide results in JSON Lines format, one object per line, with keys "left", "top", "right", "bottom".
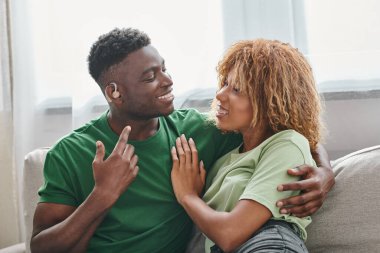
{"left": 313, "top": 143, "right": 332, "bottom": 169}
{"left": 312, "top": 143, "right": 335, "bottom": 199}
{"left": 31, "top": 190, "right": 113, "bottom": 253}
{"left": 67, "top": 213, "right": 106, "bottom": 253}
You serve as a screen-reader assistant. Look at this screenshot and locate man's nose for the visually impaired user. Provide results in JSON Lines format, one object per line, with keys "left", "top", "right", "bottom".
{"left": 161, "top": 71, "right": 173, "bottom": 87}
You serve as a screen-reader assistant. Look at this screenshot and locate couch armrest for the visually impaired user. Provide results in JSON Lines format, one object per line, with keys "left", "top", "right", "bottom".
{"left": 0, "top": 243, "right": 26, "bottom": 253}
{"left": 22, "top": 148, "right": 49, "bottom": 253}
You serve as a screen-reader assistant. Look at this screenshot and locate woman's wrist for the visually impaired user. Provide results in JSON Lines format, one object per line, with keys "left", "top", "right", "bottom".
{"left": 179, "top": 193, "right": 200, "bottom": 207}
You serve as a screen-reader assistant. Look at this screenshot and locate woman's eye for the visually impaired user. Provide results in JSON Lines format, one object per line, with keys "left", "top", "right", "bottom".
{"left": 233, "top": 87, "right": 240, "bottom": 93}
{"left": 145, "top": 76, "right": 155, "bottom": 82}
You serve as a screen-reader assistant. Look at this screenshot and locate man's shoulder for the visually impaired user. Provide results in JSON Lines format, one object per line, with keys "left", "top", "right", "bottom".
{"left": 168, "top": 108, "right": 206, "bottom": 120}
{"left": 164, "top": 109, "right": 216, "bottom": 132}
{"left": 48, "top": 113, "right": 106, "bottom": 156}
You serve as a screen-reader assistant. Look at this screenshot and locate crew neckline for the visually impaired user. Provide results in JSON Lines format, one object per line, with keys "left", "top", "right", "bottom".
{"left": 100, "top": 110, "right": 164, "bottom": 147}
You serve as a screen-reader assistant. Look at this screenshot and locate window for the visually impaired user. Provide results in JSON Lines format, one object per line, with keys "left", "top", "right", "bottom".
{"left": 12, "top": 0, "right": 225, "bottom": 118}
{"left": 221, "top": 0, "right": 380, "bottom": 92}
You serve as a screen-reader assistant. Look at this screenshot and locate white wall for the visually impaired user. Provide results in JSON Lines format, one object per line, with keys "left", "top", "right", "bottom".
{"left": 323, "top": 94, "right": 380, "bottom": 159}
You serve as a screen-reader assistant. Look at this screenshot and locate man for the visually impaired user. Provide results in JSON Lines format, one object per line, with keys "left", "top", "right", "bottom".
{"left": 31, "top": 28, "right": 334, "bottom": 253}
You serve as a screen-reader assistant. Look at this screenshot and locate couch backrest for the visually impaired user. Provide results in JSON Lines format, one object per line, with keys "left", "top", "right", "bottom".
{"left": 306, "top": 145, "right": 380, "bottom": 252}
{"left": 23, "top": 146, "right": 380, "bottom": 253}
{"left": 23, "top": 148, "right": 49, "bottom": 253}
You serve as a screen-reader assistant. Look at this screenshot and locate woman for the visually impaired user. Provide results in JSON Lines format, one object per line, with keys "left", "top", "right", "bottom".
{"left": 171, "top": 39, "right": 322, "bottom": 253}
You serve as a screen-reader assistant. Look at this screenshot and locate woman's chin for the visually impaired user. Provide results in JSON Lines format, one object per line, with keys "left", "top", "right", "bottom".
{"left": 215, "top": 121, "right": 224, "bottom": 129}
{"left": 216, "top": 122, "right": 234, "bottom": 132}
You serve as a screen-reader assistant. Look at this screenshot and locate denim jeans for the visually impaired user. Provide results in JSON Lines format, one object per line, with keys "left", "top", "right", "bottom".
{"left": 210, "top": 220, "right": 308, "bottom": 253}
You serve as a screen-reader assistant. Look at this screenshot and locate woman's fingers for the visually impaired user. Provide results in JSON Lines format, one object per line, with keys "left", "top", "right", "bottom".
{"left": 175, "top": 135, "right": 201, "bottom": 173}
{"left": 188, "top": 138, "right": 199, "bottom": 166}
{"left": 180, "top": 135, "right": 192, "bottom": 168}
{"left": 171, "top": 146, "right": 179, "bottom": 169}
{"left": 175, "top": 136, "right": 185, "bottom": 167}
{"left": 200, "top": 160, "right": 206, "bottom": 185}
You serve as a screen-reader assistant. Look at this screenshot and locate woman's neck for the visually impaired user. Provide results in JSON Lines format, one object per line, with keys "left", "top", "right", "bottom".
{"left": 240, "top": 125, "right": 274, "bottom": 153}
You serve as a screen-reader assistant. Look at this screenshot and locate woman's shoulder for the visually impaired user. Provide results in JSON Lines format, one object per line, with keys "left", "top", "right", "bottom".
{"left": 265, "top": 130, "right": 309, "bottom": 149}
{"left": 258, "top": 130, "right": 310, "bottom": 158}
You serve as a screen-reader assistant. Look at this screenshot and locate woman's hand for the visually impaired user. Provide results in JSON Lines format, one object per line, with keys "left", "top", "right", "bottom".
{"left": 171, "top": 135, "right": 206, "bottom": 205}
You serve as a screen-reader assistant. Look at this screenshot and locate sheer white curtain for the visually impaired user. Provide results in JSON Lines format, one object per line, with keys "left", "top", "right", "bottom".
{"left": 10, "top": 0, "right": 224, "bottom": 241}
{"left": 0, "top": 0, "right": 20, "bottom": 247}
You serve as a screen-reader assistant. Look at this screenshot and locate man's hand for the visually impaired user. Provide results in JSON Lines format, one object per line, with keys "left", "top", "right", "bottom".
{"left": 171, "top": 135, "right": 206, "bottom": 205}
{"left": 92, "top": 126, "right": 139, "bottom": 205}
{"left": 276, "top": 164, "right": 335, "bottom": 217}
{"left": 31, "top": 126, "right": 139, "bottom": 253}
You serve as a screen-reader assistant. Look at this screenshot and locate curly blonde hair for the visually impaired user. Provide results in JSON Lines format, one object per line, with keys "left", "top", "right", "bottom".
{"left": 215, "top": 39, "right": 322, "bottom": 152}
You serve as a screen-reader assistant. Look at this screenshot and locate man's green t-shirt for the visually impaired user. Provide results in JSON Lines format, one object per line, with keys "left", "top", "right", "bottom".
{"left": 38, "top": 109, "right": 241, "bottom": 253}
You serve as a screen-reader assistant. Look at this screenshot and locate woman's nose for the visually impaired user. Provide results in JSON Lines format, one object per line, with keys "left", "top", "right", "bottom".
{"left": 215, "top": 86, "right": 227, "bottom": 101}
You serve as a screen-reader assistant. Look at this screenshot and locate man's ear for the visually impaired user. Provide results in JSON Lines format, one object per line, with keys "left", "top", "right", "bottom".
{"left": 104, "top": 85, "right": 113, "bottom": 103}
{"left": 105, "top": 83, "right": 121, "bottom": 103}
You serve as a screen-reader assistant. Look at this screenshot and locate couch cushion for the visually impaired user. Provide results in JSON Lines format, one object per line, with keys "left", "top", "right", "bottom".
{"left": 0, "top": 243, "right": 25, "bottom": 253}
{"left": 306, "top": 145, "right": 380, "bottom": 252}
{"left": 22, "top": 148, "right": 49, "bottom": 253}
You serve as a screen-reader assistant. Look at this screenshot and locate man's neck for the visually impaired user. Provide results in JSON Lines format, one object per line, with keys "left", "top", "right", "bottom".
{"left": 107, "top": 110, "right": 159, "bottom": 141}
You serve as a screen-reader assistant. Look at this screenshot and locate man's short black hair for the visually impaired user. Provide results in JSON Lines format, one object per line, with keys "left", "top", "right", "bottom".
{"left": 88, "top": 28, "right": 151, "bottom": 83}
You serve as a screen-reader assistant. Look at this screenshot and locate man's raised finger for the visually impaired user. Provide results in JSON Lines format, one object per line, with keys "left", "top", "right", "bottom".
{"left": 114, "top": 126, "right": 131, "bottom": 155}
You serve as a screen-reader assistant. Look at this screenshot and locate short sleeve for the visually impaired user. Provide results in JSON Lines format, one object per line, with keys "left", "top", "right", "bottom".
{"left": 38, "top": 150, "right": 79, "bottom": 206}
{"left": 239, "top": 140, "right": 307, "bottom": 217}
